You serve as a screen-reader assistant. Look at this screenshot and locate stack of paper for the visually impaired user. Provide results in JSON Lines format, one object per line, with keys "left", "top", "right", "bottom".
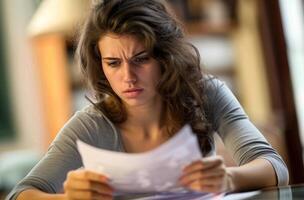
{"left": 77, "top": 125, "right": 202, "bottom": 193}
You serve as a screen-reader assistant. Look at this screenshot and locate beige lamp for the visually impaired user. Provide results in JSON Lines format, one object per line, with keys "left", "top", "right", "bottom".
{"left": 27, "top": 0, "right": 90, "bottom": 147}
{"left": 28, "top": 0, "right": 90, "bottom": 37}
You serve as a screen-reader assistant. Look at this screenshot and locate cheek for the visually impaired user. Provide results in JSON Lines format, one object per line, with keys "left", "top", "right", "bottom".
{"left": 104, "top": 74, "right": 115, "bottom": 87}
{"left": 102, "top": 65, "right": 113, "bottom": 82}
{"left": 101, "top": 68, "right": 113, "bottom": 85}
{"left": 103, "top": 71, "right": 121, "bottom": 92}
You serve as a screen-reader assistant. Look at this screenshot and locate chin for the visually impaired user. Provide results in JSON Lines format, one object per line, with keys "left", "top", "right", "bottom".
{"left": 123, "top": 99, "right": 148, "bottom": 107}
{"left": 125, "top": 101, "right": 145, "bottom": 107}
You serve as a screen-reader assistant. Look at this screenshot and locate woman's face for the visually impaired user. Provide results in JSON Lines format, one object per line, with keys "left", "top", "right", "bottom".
{"left": 98, "top": 33, "right": 162, "bottom": 108}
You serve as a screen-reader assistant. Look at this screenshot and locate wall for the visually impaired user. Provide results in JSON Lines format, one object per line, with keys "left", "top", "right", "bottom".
{"left": 232, "top": 0, "right": 272, "bottom": 124}
{"left": 0, "top": 0, "right": 46, "bottom": 152}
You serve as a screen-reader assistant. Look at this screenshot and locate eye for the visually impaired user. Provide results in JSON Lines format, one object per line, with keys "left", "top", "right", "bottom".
{"left": 107, "top": 60, "right": 121, "bottom": 67}
{"left": 132, "top": 56, "right": 150, "bottom": 65}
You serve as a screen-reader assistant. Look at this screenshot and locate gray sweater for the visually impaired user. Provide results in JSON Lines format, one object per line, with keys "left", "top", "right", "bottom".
{"left": 6, "top": 78, "right": 289, "bottom": 200}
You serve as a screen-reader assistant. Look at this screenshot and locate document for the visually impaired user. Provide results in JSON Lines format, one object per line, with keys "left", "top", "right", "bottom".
{"left": 77, "top": 125, "right": 203, "bottom": 193}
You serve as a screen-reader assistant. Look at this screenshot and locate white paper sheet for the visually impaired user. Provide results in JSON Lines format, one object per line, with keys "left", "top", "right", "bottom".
{"left": 77, "top": 125, "right": 203, "bottom": 193}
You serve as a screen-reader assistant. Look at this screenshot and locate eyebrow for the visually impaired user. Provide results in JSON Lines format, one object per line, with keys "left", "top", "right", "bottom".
{"left": 102, "top": 50, "right": 148, "bottom": 60}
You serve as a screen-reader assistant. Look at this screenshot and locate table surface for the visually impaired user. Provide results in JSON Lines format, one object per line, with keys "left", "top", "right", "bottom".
{"left": 113, "top": 184, "right": 304, "bottom": 200}
{"left": 223, "top": 184, "right": 304, "bottom": 200}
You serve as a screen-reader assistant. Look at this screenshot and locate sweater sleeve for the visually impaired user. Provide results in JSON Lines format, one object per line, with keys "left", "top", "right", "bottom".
{"left": 5, "top": 106, "right": 118, "bottom": 200}
{"left": 205, "top": 77, "right": 289, "bottom": 186}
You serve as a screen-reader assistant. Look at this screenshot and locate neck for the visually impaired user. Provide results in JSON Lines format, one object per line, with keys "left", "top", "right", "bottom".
{"left": 120, "top": 100, "right": 164, "bottom": 140}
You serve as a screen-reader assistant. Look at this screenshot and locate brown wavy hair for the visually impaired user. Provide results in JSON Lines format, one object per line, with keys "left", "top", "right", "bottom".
{"left": 76, "top": 0, "right": 212, "bottom": 154}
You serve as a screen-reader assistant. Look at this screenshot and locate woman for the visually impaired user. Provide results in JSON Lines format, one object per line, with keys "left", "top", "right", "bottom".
{"left": 8, "top": 0, "right": 289, "bottom": 199}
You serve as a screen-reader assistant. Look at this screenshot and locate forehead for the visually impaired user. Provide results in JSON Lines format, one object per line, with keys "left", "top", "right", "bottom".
{"left": 98, "top": 33, "right": 145, "bottom": 56}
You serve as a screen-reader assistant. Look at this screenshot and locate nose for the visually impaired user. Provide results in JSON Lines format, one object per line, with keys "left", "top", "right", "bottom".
{"left": 123, "top": 62, "right": 137, "bottom": 84}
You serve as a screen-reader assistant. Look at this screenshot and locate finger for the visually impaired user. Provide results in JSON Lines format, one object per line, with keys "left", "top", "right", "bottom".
{"left": 66, "top": 190, "right": 113, "bottom": 200}
{"left": 64, "top": 179, "right": 113, "bottom": 195}
{"left": 183, "top": 157, "right": 224, "bottom": 174}
{"left": 188, "top": 175, "right": 225, "bottom": 187}
{"left": 179, "top": 168, "right": 225, "bottom": 185}
{"left": 186, "top": 181, "right": 222, "bottom": 193}
{"left": 68, "top": 170, "right": 109, "bottom": 183}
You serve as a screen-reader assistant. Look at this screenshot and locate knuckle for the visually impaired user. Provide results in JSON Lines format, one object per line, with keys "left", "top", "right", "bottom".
{"left": 217, "top": 176, "right": 222, "bottom": 181}
{"left": 198, "top": 170, "right": 204, "bottom": 176}
{"left": 83, "top": 171, "right": 90, "bottom": 178}
{"left": 86, "top": 181, "right": 93, "bottom": 189}
{"left": 219, "top": 168, "right": 226, "bottom": 175}
{"left": 217, "top": 159, "right": 224, "bottom": 166}
{"left": 217, "top": 184, "right": 223, "bottom": 191}
{"left": 199, "top": 182, "right": 205, "bottom": 190}
{"left": 84, "top": 191, "right": 93, "bottom": 199}
{"left": 198, "top": 161, "right": 204, "bottom": 167}
{"left": 218, "top": 156, "right": 224, "bottom": 162}
{"left": 209, "top": 185, "right": 219, "bottom": 193}
{"left": 85, "top": 180, "right": 90, "bottom": 187}
{"left": 67, "top": 171, "right": 73, "bottom": 178}
{"left": 65, "top": 191, "right": 73, "bottom": 199}
{"left": 219, "top": 174, "right": 225, "bottom": 180}
{"left": 63, "top": 181, "right": 68, "bottom": 190}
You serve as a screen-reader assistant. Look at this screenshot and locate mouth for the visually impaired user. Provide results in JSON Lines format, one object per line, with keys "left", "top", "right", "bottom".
{"left": 122, "top": 88, "right": 144, "bottom": 98}
{"left": 123, "top": 88, "right": 143, "bottom": 93}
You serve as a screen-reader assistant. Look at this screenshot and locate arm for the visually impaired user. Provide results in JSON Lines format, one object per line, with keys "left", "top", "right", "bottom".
{"left": 7, "top": 106, "right": 118, "bottom": 200}
{"left": 8, "top": 113, "right": 85, "bottom": 200}
{"left": 180, "top": 78, "right": 288, "bottom": 193}
{"left": 17, "top": 190, "right": 65, "bottom": 200}
{"left": 227, "top": 158, "right": 277, "bottom": 191}
{"left": 210, "top": 78, "right": 289, "bottom": 188}
{"left": 16, "top": 170, "right": 113, "bottom": 200}
{"left": 179, "top": 156, "right": 277, "bottom": 192}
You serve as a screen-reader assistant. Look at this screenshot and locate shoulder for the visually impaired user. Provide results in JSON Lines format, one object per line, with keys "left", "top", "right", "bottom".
{"left": 201, "top": 74, "right": 226, "bottom": 97}
{"left": 201, "top": 74, "right": 238, "bottom": 104}
{"left": 200, "top": 75, "right": 246, "bottom": 128}
{"left": 53, "top": 104, "right": 118, "bottom": 149}
{"left": 77, "top": 104, "right": 106, "bottom": 118}
{"left": 64, "top": 104, "right": 110, "bottom": 132}
{"left": 200, "top": 74, "right": 228, "bottom": 112}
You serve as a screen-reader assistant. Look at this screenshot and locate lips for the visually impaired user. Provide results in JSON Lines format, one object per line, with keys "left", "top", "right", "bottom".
{"left": 122, "top": 88, "right": 144, "bottom": 98}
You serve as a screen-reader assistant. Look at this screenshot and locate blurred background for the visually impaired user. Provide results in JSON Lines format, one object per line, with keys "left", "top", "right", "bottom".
{"left": 0, "top": 0, "right": 303, "bottom": 198}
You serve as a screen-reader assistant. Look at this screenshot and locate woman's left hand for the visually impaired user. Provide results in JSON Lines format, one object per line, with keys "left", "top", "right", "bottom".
{"left": 179, "top": 155, "right": 234, "bottom": 193}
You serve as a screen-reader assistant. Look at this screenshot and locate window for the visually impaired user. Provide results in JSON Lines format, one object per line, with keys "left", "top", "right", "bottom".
{"left": 279, "top": 0, "right": 304, "bottom": 146}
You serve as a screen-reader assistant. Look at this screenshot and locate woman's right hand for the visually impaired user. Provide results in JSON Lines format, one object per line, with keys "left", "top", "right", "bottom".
{"left": 63, "top": 169, "right": 113, "bottom": 200}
